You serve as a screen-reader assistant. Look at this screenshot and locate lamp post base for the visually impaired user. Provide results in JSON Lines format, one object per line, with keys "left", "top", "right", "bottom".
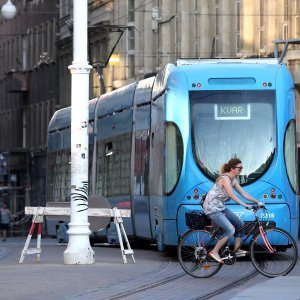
{"left": 64, "top": 223, "right": 95, "bottom": 264}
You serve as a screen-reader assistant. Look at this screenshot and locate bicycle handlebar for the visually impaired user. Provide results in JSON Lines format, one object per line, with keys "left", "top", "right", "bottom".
{"left": 246, "top": 205, "right": 266, "bottom": 211}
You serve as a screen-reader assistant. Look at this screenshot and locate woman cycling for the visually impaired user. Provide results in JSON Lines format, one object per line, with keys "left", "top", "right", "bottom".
{"left": 203, "top": 158, "right": 264, "bottom": 263}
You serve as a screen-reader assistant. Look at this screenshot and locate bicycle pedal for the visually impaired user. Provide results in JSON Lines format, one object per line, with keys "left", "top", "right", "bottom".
{"left": 235, "top": 253, "right": 246, "bottom": 257}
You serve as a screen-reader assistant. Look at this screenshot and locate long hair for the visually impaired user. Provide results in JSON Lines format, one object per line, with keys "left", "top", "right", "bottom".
{"left": 220, "top": 158, "right": 242, "bottom": 173}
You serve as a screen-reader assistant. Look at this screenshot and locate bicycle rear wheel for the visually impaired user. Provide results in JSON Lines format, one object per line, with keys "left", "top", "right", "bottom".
{"left": 250, "top": 227, "right": 298, "bottom": 277}
{"left": 178, "top": 229, "right": 222, "bottom": 278}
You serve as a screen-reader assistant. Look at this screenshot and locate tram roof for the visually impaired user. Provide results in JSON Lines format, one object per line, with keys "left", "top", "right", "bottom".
{"left": 48, "top": 98, "right": 98, "bottom": 132}
{"left": 176, "top": 58, "right": 279, "bottom": 66}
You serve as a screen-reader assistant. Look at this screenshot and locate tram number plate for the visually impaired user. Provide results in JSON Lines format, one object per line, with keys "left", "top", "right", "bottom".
{"left": 260, "top": 212, "right": 275, "bottom": 219}
{"left": 214, "top": 104, "right": 251, "bottom": 120}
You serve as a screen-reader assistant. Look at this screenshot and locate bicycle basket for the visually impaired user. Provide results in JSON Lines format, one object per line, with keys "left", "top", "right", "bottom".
{"left": 185, "top": 210, "right": 210, "bottom": 230}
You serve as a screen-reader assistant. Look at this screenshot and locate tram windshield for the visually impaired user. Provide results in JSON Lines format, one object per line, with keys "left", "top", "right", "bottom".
{"left": 190, "top": 90, "right": 276, "bottom": 185}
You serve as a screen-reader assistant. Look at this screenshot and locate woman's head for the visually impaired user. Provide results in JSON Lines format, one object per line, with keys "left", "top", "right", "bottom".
{"left": 220, "top": 158, "right": 242, "bottom": 174}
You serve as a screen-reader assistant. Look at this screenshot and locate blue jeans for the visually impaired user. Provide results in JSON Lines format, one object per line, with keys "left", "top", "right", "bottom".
{"left": 207, "top": 208, "right": 244, "bottom": 239}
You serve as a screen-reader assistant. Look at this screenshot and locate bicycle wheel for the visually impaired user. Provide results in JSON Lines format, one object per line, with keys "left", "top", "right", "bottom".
{"left": 178, "top": 229, "right": 222, "bottom": 278}
{"left": 250, "top": 227, "right": 298, "bottom": 277}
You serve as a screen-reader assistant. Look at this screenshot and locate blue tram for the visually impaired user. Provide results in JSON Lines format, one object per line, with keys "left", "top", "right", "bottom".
{"left": 46, "top": 59, "right": 299, "bottom": 249}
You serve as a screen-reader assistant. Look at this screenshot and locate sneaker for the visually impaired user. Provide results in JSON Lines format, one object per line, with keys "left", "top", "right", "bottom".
{"left": 235, "top": 249, "right": 249, "bottom": 257}
{"left": 208, "top": 252, "right": 224, "bottom": 264}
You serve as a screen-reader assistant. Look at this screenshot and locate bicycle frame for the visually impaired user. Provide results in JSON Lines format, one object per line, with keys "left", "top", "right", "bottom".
{"left": 206, "top": 207, "right": 274, "bottom": 253}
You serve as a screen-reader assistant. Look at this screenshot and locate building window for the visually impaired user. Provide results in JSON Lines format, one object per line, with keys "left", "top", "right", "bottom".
{"left": 284, "top": 0, "right": 289, "bottom": 22}
{"left": 22, "top": 35, "right": 28, "bottom": 70}
{"left": 194, "top": 0, "right": 199, "bottom": 57}
{"left": 296, "top": 1, "right": 300, "bottom": 37}
{"left": 259, "top": 29, "right": 265, "bottom": 50}
{"left": 10, "top": 39, "right": 14, "bottom": 69}
{"left": 236, "top": 33, "right": 241, "bottom": 53}
{"left": 215, "top": 7, "right": 219, "bottom": 35}
{"left": 128, "top": 0, "right": 134, "bottom": 23}
{"left": 296, "top": 16, "right": 300, "bottom": 37}
{"left": 194, "top": 0, "right": 198, "bottom": 10}
{"left": 44, "top": 20, "right": 56, "bottom": 62}
{"left": 283, "top": 24, "right": 289, "bottom": 39}
{"left": 37, "top": 25, "right": 43, "bottom": 61}
{"left": 215, "top": 37, "right": 220, "bottom": 57}
{"left": 60, "top": 0, "right": 71, "bottom": 18}
{"left": 236, "top": 1, "right": 240, "bottom": 31}
{"left": 128, "top": 54, "right": 135, "bottom": 78}
{"left": 128, "top": 29, "right": 135, "bottom": 51}
{"left": 297, "top": 0, "right": 300, "bottom": 15}
{"left": 260, "top": 0, "right": 264, "bottom": 27}
{"left": 236, "top": 1, "right": 240, "bottom": 53}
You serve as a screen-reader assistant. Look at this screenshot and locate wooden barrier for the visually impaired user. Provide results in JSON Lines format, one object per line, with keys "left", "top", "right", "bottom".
{"left": 24, "top": 206, "right": 131, "bottom": 218}
{"left": 20, "top": 206, "right": 135, "bottom": 264}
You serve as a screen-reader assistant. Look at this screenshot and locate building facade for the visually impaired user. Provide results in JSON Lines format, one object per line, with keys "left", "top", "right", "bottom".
{"left": 0, "top": 0, "right": 299, "bottom": 216}
{"left": 59, "top": 0, "right": 300, "bottom": 138}
{"left": 0, "top": 0, "right": 58, "bottom": 214}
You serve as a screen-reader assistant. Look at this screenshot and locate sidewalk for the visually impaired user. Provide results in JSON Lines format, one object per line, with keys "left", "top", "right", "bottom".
{"left": 0, "top": 237, "right": 171, "bottom": 300}
{"left": 230, "top": 276, "right": 300, "bottom": 300}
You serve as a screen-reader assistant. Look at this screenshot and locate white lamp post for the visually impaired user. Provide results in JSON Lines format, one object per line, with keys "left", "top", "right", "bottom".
{"left": 1, "top": 0, "right": 17, "bottom": 19}
{"left": 63, "top": 0, "right": 95, "bottom": 264}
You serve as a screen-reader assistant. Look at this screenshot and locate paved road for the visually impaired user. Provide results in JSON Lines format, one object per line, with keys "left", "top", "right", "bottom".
{"left": 0, "top": 237, "right": 299, "bottom": 300}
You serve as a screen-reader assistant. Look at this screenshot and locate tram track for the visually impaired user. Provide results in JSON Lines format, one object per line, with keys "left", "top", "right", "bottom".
{"left": 104, "top": 271, "right": 187, "bottom": 300}
{"left": 193, "top": 269, "right": 258, "bottom": 300}
{"left": 101, "top": 260, "right": 259, "bottom": 300}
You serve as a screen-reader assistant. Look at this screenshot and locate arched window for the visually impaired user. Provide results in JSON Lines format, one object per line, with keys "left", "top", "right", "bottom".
{"left": 165, "top": 122, "right": 183, "bottom": 195}
{"left": 284, "top": 120, "right": 298, "bottom": 194}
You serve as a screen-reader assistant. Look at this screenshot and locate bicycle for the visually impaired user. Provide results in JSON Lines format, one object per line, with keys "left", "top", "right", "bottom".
{"left": 178, "top": 205, "right": 298, "bottom": 278}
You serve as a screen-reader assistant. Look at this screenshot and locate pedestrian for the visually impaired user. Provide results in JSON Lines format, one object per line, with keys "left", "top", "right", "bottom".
{"left": 0, "top": 202, "right": 13, "bottom": 241}
{"left": 203, "top": 158, "right": 265, "bottom": 263}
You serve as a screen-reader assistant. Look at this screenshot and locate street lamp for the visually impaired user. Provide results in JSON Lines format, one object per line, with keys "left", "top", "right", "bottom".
{"left": 1, "top": 0, "right": 17, "bottom": 20}
{"left": 63, "top": 0, "right": 95, "bottom": 265}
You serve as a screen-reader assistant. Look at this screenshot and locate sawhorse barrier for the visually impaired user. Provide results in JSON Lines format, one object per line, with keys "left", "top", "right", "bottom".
{"left": 20, "top": 206, "right": 135, "bottom": 264}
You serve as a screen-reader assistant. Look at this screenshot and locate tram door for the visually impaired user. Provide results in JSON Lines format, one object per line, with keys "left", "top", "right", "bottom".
{"left": 133, "top": 129, "right": 152, "bottom": 238}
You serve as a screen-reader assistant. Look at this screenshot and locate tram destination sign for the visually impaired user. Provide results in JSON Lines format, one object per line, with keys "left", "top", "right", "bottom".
{"left": 214, "top": 103, "right": 251, "bottom": 120}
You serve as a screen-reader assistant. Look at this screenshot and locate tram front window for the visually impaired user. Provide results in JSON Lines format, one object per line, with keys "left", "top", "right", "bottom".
{"left": 190, "top": 90, "right": 276, "bottom": 185}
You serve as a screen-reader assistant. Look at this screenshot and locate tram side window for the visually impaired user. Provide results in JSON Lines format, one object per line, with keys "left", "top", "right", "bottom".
{"left": 134, "top": 129, "right": 149, "bottom": 196}
{"left": 95, "top": 142, "right": 104, "bottom": 196}
{"left": 53, "top": 152, "right": 62, "bottom": 201}
{"left": 47, "top": 150, "right": 71, "bottom": 202}
{"left": 165, "top": 122, "right": 183, "bottom": 195}
{"left": 46, "top": 152, "right": 55, "bottom": 202}
{"left": 61, "top": 150, "right": 70, "bottom": 201}
{"left": 96, "top": 134, "right": 131, "bottom": 197}
{"left": 284, "top": 120, "right": 298, "bottom": 194}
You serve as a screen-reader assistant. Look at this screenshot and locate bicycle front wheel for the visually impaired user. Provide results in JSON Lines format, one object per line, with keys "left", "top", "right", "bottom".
{"left": 250, "top": 227, "right": 298, "bottom": 277}
{"left": 178, "top": 229, "right": 222, "bottom": 278}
